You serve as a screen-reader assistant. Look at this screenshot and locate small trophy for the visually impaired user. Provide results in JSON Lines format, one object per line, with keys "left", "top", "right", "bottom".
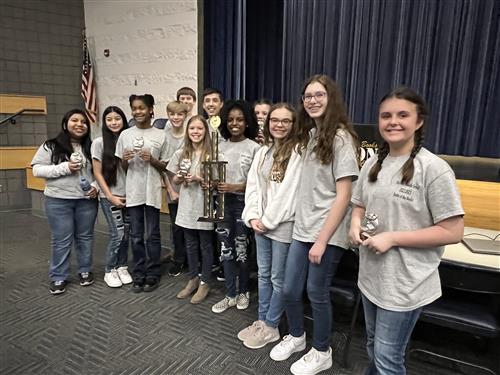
{"left": 360, "top": 212, "right": 379, "bottom": 240}
{"left": 132, "top": 136, "right": 144, "bottom": 153}
{"left": 178, "top": 158, "right": 192, "bottom": 177}
{"left": 70, "top": 151, "right": 83, "bottom": 167}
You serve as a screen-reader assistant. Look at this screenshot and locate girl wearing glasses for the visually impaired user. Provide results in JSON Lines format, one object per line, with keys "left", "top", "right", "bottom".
{"left": 270, "top": 75, "right": 359, "bottom": 375}
{"left": 211, "top": 100, "right": 260, "bottom": 314}
{"left": 239, "top": 103, "right": 305, "bottom": 350}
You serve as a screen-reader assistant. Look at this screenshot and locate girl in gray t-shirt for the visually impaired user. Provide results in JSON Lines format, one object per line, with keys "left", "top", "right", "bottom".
{"left": 91, "top": 106, "right": 132, "bottom": 289}
{"left": 31, "top": 109, "right": 99, "bottom": 295}
{"left": 210, "top": 100, "right": 260, "bottom": 315}
{"left": 270, "top": 76, "right": 359, "bottom": 373}
{"left": 349, "top": 87, "right": 464, "bottom": 375}
{"left": 167, "top": 115, "right": 214, "bottom": 304}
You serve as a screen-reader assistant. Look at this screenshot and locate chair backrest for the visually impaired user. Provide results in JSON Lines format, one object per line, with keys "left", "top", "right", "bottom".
{"left": 439, "top": 262, "right": 500, "bottom": 295}
{"left": 153, "top": 118, "right": 168, "bottom": 129}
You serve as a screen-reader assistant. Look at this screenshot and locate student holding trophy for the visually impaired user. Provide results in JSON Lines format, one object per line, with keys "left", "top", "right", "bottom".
{"left": 349, "top": 87, "right": 464, "bottom": 375}
{"left": 211, "top": 100, "right": 260, "bottom": 314}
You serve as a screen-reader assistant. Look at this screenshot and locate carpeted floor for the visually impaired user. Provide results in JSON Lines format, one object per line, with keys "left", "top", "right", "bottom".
{"left": 0, "top": 210, "right": 497, "bottom": 375}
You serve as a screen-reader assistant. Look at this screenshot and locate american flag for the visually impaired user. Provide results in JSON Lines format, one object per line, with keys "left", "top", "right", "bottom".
{"left": 81, "top": 30, "right": 97, "bottom": 124}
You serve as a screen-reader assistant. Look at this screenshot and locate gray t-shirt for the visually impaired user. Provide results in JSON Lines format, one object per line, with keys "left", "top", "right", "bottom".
{"left": 293, "top": 129, "right": 359, "bottom": 248}
{"left": 260, "top": 146, "right": 294, "bottom": 243}
{"left": 167, "top": 149, "right": 214, "bottom": 231}
{"left": 219, "top": 138, "right": 260, "bottom": 193}
{"left": 91, "top": 137, "right": 126, "bottom": 198}
{"left": 164, "top": 121, "right": 185, "bottom": 200}
{"left": 31, "top": 143, "right": 95, "bottom": 199}
{"left": 115, "top": 126, "right": 168, "bottom": 209}
{"left": 352, "top": 148, "right": 465, "bottom": 311}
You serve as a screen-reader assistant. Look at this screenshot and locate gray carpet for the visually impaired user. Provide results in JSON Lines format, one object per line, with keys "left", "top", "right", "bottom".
{"left": 0, "top": 210, "right": 496, "bottom": 374}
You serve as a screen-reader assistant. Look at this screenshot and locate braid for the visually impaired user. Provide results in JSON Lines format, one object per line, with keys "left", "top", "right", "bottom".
{"left": 368, "top": 141, "right": 389, "bottom": 182}
{"left": 401, "top": 127, "right": 425, "bottom": 184}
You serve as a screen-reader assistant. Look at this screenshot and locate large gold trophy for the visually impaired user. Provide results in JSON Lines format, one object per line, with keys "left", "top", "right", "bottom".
{"left": 198, "top": 116, "right": 227, "bottom": 222}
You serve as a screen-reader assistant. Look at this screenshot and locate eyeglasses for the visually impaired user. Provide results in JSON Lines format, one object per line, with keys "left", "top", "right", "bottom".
{"left": 302, "top": 91, "right": 327, "bottom": 103}
{"left": 269, "top": 118, "right": 293, "bottom": 126}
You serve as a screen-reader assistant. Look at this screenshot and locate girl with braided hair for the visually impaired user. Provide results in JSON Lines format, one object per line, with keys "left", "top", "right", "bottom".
{"left": 349, "top": 87, "right": 464, "bottom": 375}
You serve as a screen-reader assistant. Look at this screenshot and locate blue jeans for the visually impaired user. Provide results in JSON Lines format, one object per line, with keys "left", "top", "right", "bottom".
{"left": 183, "top": 228, "right": 214, "bottom": 283}
{"left": 45, "top": 196, "right": 98, "bottom": 281}
{"left": 283, "top": 240, "right": 344, "bottom": 351}
{"left": 362, "top": 294, "right": 422, "bottom": 375}
{"left": 128, "top": 204, "right": 161, "bottom": 282}
{"left": 100, "top": 198, "right": 130, "bottom": 272}
{"left": 256, "top": 234, "right": 289, "bottom": 328}
{"left": 168, "top": 202, "right": 186, "bottom": 265}
{"left": 217, "top": 194, "right": 249, "bottom": 297}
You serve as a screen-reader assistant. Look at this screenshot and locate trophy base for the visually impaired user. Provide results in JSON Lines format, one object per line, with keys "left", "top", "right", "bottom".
{"left": 198, "top": 217, "right": 224, "bottom": 223}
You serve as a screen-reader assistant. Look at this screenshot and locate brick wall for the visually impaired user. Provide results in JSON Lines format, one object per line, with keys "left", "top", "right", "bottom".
{"left": 0, "top": 0, "right": 85, "bottom": 210}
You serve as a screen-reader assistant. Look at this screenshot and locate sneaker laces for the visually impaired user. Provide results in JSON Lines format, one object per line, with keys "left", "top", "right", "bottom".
{"left": 279, "top": 335, "right": 298, "bottom": 350}
{"left": 214, "top": 297, "right": 231, "bottom": 309}
{"left": 54, "top": 280, "right": 64, "bottom": 286}
{"left": 81, "top": 272, "right": 89, "bottom": 278}
{"left": 303, "top": 348, "right": 321, "bottom": 363}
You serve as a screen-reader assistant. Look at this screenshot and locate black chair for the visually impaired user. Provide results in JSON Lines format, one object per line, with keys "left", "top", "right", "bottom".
{"left": 330, "top": 248, "right": 362, "bottom": 368}
{"left": 409, "top": 262, "right": 500, "bottom": 375}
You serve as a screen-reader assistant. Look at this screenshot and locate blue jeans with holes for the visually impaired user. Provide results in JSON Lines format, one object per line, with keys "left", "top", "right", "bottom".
{"left": 128, "top": 204, "right": 161, "bottom": 283}
{"left": 100, "top": 198, "right": 130, "bottom": 272}
{"left": 218, "top": 194, "right": 249, "bottom": 297}
{"left": 45, "top": 196, "right": 98, "bottom": 282}
{"left": 283, "top": 240, "right": 344, "bottom": 351}
{"left": 362, "top": 294, "right": 422, "bottom": 375}
{"left": 256, "top": 234, "right": 289, "bottom": 328}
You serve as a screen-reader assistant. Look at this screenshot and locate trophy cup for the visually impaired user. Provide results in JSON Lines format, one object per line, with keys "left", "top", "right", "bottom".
{"left": 360, "top": 212, "right": 379, "bottom": 240}
{"left": 198, "top": 116, "right": 227, "bottom": 222}
{"left": 178, "top": 158, "right": 192, "bottom": 177}
{"left": 132, "top": 136, "right": 144, "bottom": 153}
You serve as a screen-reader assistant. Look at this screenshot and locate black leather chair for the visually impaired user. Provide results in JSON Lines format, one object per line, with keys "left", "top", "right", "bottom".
{"left": 409, "top": 262, "right": 500, "bottom": 375}
{"left": 330, "top": 248, "right": 361, "bottom": 368}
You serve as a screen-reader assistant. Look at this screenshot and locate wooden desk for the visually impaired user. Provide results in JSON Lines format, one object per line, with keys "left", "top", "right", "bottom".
{"left": 442, "top": 227, "right": 500, "bottom": 271}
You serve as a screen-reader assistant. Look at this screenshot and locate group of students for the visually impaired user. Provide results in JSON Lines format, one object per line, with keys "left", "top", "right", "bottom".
{"left": 32, "top": 75, "right": 464, "bottom": 375}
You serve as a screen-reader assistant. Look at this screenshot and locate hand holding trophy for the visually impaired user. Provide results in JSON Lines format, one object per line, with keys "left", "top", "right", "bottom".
{"left": 360, "top": 212, "right": 379, "bottom": 240}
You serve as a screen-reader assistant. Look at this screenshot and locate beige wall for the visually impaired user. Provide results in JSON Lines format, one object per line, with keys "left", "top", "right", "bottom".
{"left": 83, "top": 0, "right": 198, "bottom": 123}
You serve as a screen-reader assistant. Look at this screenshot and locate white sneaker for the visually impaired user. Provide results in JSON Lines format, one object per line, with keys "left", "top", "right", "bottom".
{"left": 236, "top": 292, "right": 250, "bottom": 310}
{"left": 211, "top": 296, "right": 237, "bottom": 314}
{"left": 117, "top": 266, "right": 133, "bottom": 284}
{"left": 237, "top": 320, "right": 265, "bottom": 342}
{"left": 104, "top": 269, "right": 122, "bottom": 288}
{"left": 270, "top": 333, "right": 306, "bottom": 361}
{"left": 290, "top": 347, "right": 332, "bottom": 375}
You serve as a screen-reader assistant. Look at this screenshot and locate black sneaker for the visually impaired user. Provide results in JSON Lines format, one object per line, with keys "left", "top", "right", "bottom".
{"left": 79, "top": 272, "right": 94, "bottom": 286}
{"left": 143, "top": 279, "right": 159, "bottom": 292}
{"left": 132, "top": 280, "right": 144, "bottom": 293}
{"left": 168, "top": 263, "right": 183, "bottom": 277}
{"left": 50, "top": 280, "right": 67, "bottom": 295}
{"left": 216, "top": 268, "right": 225, "bottom": 282}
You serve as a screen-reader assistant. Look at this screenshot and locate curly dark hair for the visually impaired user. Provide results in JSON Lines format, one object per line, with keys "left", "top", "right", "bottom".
{"left": 219, "top": 100, "right": 259, "bottom": 141}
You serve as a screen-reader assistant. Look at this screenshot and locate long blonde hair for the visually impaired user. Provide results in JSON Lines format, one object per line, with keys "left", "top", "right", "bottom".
{"left": 181, "top": 115, "right": 212, "bottom": 173}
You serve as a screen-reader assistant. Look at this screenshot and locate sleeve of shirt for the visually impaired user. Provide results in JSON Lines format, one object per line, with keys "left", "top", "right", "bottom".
{"left": 115, "top": 133, "right": 124, "bottom": 159}
{"left": 166, "top": 149, "right": 181, "bottom": 174}
{"left": 242, "top": 148, "right": 263, "bottom": 227}
{"left": 91, "top": 138, "right": 103, "bottom": 161}
{"left": 31, "top": 144, "right": 71, "bottom": 178}
{"left": 426, "top": 168, "right": 465, "bottom": 224}
{"left": 158, "top": 133, "right": 169, "bottom": 162}
{"left": 332, "top": 132, "right": 359, "bottom": 181}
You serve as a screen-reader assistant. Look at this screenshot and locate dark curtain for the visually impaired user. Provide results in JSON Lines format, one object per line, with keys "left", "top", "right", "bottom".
{"left": 204, "top": 0, "right": 284, "bottom": 102}
{"left": 203, "top": 0, "right": 246, "bottom": 99}
{"left": 245, "top": 0, "right": 284, "bottom": 102}
{"left": 281, "top": 0, "right": 500, "bottom": 157}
